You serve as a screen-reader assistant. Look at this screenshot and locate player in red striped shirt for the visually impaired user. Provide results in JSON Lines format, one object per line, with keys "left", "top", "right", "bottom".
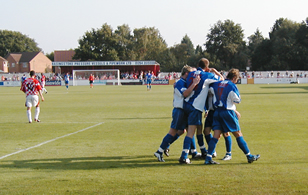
{"left": 20, "top": 70, "right": 45, "bottom": 123}
{"left": 40, "top": 73, "right": 48, "bottom": 94}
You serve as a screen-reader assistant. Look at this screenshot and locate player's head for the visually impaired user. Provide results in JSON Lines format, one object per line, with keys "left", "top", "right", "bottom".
{"left": 197, "top": 58, "right": 210, "bottom": 70}
{"left": 227, "top": 68, "right": 240, "bottom": 83}
{"left": 30, "top": 70, "right": 35, "bottom": 77}
{"left": 181, "top": 65, "right": 194, "bottom": 76}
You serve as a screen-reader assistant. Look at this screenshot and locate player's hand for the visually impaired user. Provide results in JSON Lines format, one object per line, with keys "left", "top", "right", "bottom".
{"left": 235, "top": 110, "right": 241, "bottom": 119}
{"left": 41, "top": 96, "right": 45, "bottom": 102}
{"left": 193, "top": 75, "right": 200, "bottom": 85}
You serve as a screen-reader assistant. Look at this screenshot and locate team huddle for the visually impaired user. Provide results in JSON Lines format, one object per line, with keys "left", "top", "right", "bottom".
{"left": 154, "top": 58, "right": 260, "bottom": 165}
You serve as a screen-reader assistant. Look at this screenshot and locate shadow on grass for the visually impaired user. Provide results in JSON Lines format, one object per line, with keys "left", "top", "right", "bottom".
{"left": 106, "top": 117, "right": 171, "bottom": 120}
{"left": 0, "top": 155, "right": 196, "bottom": 170}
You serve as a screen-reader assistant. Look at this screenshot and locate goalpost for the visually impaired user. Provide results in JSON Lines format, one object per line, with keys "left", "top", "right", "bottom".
{"left": 72, "top": 69, "right": 121, "bottom": 86}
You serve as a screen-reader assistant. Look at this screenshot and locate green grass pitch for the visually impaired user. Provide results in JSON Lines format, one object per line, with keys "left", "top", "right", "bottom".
{"left": 0, "top": 84, "right": 307, "bottom": 194}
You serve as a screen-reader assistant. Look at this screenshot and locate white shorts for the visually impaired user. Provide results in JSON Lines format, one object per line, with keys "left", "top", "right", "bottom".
{"left": 25, "top": 95, "right": 39, "bottom": 107}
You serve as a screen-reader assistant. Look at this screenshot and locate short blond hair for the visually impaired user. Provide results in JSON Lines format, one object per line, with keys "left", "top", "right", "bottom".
{"left": 181, "top": 65, "right": 194, "bottom": 76}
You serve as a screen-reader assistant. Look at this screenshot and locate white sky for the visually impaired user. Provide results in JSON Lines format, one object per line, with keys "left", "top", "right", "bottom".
{"left": 1, "top": 0, "right": 307, "bottom": 54}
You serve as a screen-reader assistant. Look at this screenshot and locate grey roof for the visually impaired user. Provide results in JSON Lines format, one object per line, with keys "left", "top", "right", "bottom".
{"left": 7, "top": 52, "right": 40, "bottom": 62}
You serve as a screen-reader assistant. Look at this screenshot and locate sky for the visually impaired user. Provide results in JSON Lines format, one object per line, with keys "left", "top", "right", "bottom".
{"left": 1, "top": 0, "right": 307, "bottom": 54}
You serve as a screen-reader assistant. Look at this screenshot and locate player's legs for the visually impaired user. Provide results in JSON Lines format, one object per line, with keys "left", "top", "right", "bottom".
{"left": 196, "top": 125, "right": 207, "bottom": 156}
{"left": 25, "top": 95, "right": 37, "bottom": 123}
{"left": 179, "top": 105, "right": 202, "bottom": 163}
{"left": 27, "top": 107, "right": 32, "bottom": 123}
{"left": 34, "top": 106, "right": 40, "bottom": 122}
{"left": 205, "top": 129, "right": 222, "bottom": 164}
{"left": 155, "top": 108, "right": 186, "bottom": 162}
{"left": 222, "top": 132, "right": 232, "bottom": 160}
{"left": 232, "top": 131, "right": 259, "bottom": 162}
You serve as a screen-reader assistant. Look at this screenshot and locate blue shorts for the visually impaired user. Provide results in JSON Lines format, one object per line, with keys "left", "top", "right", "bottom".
{"left": 146, "top": 79, "right": 152, "bottom": 84}
{"left": 65, "top": 81, "right": 69, "bottom": 84}
{"left": 204, "top": 110, "right": 214, "bottom": 128}
{"left": 212, "top": 109, "right": 240, "bottom": 133}
{"left": 184, "top": 103, "right": 202, "bottom": 126}
{"left": 170, "top": 108, "right": 187, "bottom": 130}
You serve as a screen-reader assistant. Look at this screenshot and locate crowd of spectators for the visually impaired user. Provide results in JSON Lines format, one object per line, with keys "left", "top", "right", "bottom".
{"left": 1, "top": 70, "right": 308, "bottom": 82}
{"left": 240, "top": 70, "right": 308, "bottom": 79}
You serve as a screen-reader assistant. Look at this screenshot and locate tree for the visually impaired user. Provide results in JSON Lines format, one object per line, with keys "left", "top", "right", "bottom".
{"left": 158, "top": 48, "right": 177, "bottom": 72}
{"left": 247, "top": 29, "right": 264, "bottom": 57}
{"left": 74, "top": 23, "right": 119, "bottom": 61}
{"left": 46, "top": 51, "right": 54, "bottom": 61}
{"left": 251, "top": 39, "right": 272, "bottom": 70}
{"left": 269, "top": 18, "right": 301, "bottom": 70}
{"left": 114, "top": 24, "right": 134, "bottom": 60}
{"left": 205, "top": 19, "right": 246, "bottom": 69}
{"left": 132, "top": 27, "right": 167, "bottom": 61}
{"left": 0, "top": 30, "right": 41, "bottom": 57}
{"left": 294, "top": 18, "right": 308, "bottom": 70}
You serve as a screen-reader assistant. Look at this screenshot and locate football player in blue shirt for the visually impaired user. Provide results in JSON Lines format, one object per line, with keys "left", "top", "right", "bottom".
{"left": 146, "top": 70, "right": 153, "bottom": 90}
{"left": 64, "top": 73, "right": 70, "bottom": 90}
{"left": 204, "top": 92, "right": 233, "bottom": 161}
{"left": 154, "top": 65, "right": 201, "bottom": 162}
{"left": 205, "top": 68, "right": 260, "bottom": 164}
{"left": 179, "top": 58, "right": 223, "bottom": 164}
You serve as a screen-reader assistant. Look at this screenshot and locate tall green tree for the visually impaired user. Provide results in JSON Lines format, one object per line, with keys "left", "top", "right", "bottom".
{"left": 268, "top": 18, "right": 300, "bottom": 70}
{"left": 132, "top": 27, "right": 167, "bottom": 61}
{"left": 205, "top": 19, "right": 246, "bottom": 69}
{"left": 294, "top": 18, "right": 308, "bottom": 70}
{"left": 0, "top": 30, "right": 41, "bottom": 57}
{"left": 74, "top": 23, "right": 118, "bottom": 61}
{"left": 247, "top": 29, "right": 264, "bottom": 57}
{"left": 114, "top": 24, "right": 134, "bottom": 60}
{"left": 251, "top": 39, "right": 272, "bottom": 70}
{"left": 158, "top": 48, "right": 177, "bottom": 72}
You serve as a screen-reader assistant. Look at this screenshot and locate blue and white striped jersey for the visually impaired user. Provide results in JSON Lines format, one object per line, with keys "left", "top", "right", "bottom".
{"left": 209, "top": 80, "right": 241, "bottom": 110}
{"left": 185, "top": 68, "right": 220, "bottom": 112}
{"left": 173, "top": 78, "right": 187, "bottom": 109}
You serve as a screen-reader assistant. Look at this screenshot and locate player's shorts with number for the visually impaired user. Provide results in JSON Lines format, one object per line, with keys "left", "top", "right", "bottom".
{"left": 25, "top": 95, "right": 39, "bottom": 107}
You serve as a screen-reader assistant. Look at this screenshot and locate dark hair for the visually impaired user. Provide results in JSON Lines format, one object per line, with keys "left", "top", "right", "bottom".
{"left": 30, "top": 70, "right": 35, "bottom": 77}
{"left": 197, "top": 58, "right": 209, "bottom": 69}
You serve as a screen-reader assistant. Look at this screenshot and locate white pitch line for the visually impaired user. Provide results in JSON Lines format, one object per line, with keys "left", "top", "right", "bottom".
{"left": 0, "top": 122, "right": 104, "bottom": 160}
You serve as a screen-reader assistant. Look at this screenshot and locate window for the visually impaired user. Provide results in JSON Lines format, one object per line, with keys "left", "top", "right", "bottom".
{"left": 11, "top": 63, "right": 15, "bottom": 67}
{"left": 23, "top": 62, "right": 27, "bottom": 68}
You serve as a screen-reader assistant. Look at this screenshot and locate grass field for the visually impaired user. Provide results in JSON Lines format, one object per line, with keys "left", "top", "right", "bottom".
{"left": 0, "top": 84, "right": 307, "bottom": 194}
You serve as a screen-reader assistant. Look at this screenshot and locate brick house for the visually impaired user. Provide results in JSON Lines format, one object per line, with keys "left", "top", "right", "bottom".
{"left": 5, "top": 52, "right": 52, "bottom": 73}
{"left": 53, "top": 50, "right": 77, "bottom": 73}
{"left": 0, "top": 56, "right": 8, "bottom": 73}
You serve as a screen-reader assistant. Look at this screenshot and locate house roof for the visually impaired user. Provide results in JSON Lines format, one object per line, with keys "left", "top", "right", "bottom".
{"left": 6, "top": 52, "right": 40, "bottom": 63}
{"left": 0, "top": 56, "right": 8, "bottom": 61}
{"left": 54, "top": 50, "right": 76, "bottom": 62}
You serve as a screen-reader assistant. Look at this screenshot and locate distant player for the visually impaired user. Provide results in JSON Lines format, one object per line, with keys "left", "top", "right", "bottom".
{"left": 64, "top": 73, "right": 70, "bottom": 90}
{"left": 20, "top": 70, "right": 45, "bottom": 123}
{"left": 21, "top": 74, "right": 27, "bottom": 87}
{"left": 146, "top": 70, "right": 153, "bottom": 90}
{"left": 89, "top": 74, "right": 94, "bottom": 88}
{"left": 40, "top": 73, "right": 48, "bottom": 94}
{"left": 205, "top": 68, "right": 260, "bottom": 164}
